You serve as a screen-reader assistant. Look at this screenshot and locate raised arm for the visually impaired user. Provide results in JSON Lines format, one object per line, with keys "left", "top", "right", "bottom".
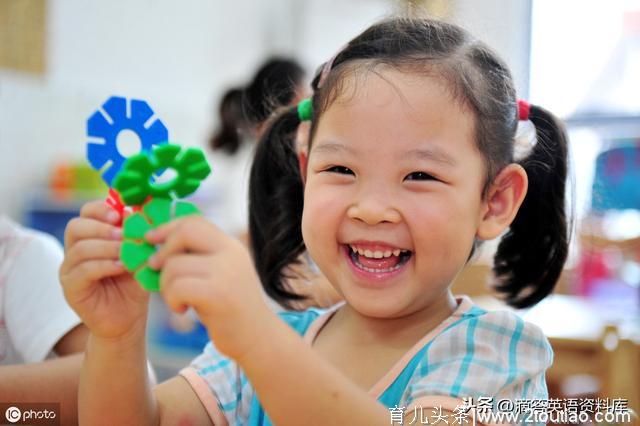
{"left": 79, "top": 318, "right": 212, "bottom": 425}
{"left": 146, "top": 216, "right": 395, "bottom": 426}
{"left": 59, "top": 200, "right": 156, "bottom": 424}
{"left": 60, "top": 201, "right": 214, "bottom": 425}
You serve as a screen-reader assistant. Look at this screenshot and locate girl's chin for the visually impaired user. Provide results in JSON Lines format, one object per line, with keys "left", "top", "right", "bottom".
{"left": 340, "top": 288, "right": 413, "bottom": 319}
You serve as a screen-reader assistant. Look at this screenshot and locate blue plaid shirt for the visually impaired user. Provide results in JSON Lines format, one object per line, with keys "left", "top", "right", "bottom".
{"left": 180, "top": 296, "right": 552, "bottom": 425}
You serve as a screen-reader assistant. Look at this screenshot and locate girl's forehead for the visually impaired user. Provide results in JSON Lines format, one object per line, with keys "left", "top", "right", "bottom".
{"left": 322, "top": 63, "right": 464, "bottom": 110}
{"left": 312, "top": 67, "right": 477, "bottom": 153}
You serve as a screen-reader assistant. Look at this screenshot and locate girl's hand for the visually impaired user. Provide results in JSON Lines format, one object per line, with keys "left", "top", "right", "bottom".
{"left": 146, "top": 215, "right": 272, "bottom": 360}
{"left": 59, "top": 200, "right": 150, "bottom": 341}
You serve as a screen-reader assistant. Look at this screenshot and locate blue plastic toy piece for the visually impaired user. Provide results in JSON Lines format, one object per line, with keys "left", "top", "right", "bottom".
{"left": 87, "top": 96, "right": 169, "bottom": 186}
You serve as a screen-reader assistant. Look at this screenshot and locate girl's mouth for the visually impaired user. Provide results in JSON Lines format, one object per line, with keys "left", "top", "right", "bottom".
{"left": 343, "top": 244, "right": 413, "bottom": 282}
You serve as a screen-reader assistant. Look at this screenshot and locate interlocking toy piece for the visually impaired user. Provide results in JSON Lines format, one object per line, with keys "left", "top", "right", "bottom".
{"left": 120, "top": 198, "right": 200, "bottom": 291}
{"left": 105, "top": 188, "right": 145, "bottom": 227}
{"left": 106, "top": 188, "right": 126, "bottom": 226}
{"left": 87, "top": 96, "right": 169, "bottom": 186}
{"left": 113, "top": 143, "right": 211, "bottom": 206}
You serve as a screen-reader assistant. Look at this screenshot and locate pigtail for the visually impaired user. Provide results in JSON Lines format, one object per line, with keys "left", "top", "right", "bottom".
{"left": 209, "top": 120, "right": 242, "bottom": 155}
{"left": 493, "top": 105, "right": 569, "bottom": 308}
{"left": 248, "top": 106, "right": 306, "bottom": 308}
{"left": 209, "top": 88, "right": 245, "bottom": 155}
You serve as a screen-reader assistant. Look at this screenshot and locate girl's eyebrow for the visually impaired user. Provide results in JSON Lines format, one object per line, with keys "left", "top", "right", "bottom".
{"left": 405, "top": 148, "right": 457, "bottom": 167}
{"left": 313, "top": 142, "right": 456, "bottom": 167}
{"left": 311, "top": 142, "right": 355, "bottom": 155}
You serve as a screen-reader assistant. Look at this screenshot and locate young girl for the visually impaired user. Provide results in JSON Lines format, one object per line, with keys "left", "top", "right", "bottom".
{"left": 60, "top": 17, "right": 568, "bottom": 425}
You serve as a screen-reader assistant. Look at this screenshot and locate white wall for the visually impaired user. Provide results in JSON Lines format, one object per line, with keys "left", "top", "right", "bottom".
{"left": 0, "top": 0, "right": 529, "bottom": 220}
{"left": 1, "top": 0, "right": 272, "bottom": 218}
{"left": 452, "top": 0, "right": 532, "bottom": 98}
{"left": 292, "top": 0, "right": 391, "bottom": 68}
{"left": 0, "top": 0, "right": 393, "bottom": 220}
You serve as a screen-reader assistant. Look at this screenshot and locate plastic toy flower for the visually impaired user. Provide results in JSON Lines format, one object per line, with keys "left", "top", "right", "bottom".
{"left": 87, "top": 96, "right": 168, "bottom": 185}
{"left": 113, "top": 144, "right": 211, "bottom": 206}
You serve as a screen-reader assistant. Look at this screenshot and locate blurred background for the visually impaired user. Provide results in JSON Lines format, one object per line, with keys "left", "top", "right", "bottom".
{"left": 1, "top": 0, "right": 638, "bottom": 419}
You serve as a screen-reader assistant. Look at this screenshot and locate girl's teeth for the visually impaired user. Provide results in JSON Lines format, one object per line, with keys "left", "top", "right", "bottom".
{"left": 352, "top": 255, "right": 406, "bottom": 273}
{"left": 349, "top": 245, "right": 409, "bottom": 259}
{"left": 360, "top": 264, "right": 403, "bottom": 273}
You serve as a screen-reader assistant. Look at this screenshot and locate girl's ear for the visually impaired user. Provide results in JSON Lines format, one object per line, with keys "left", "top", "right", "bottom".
{"left": 298, "top": 151, "right": 308, "bottom": 185}
{"left": 476, "top": 163, "right": 528, "bottom": 240}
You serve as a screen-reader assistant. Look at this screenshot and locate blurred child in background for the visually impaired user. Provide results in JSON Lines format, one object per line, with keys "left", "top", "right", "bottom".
{"left": 0, "top": 215, "right": 88, "bottom": 424}
{"left": 205, "top": 57, "right": 340, "bottom": 309}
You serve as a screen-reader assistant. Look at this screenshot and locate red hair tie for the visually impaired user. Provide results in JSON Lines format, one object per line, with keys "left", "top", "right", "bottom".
{"left": 518, "top": 99, "right": 531, "bottom": 121}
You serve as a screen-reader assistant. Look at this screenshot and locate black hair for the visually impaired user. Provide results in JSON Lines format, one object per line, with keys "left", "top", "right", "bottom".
{"left": 249, "top": 17, "right": 569, "bottom": 309}
{"left": 210, "top": 58, "right": 304, "bottom": 156}
{"left": 249, "top": 109, "right": 306, "bottom": 305}
{"left": 493, "top": 105, "right": 568, "bottom": 308}
{"left": 209, "top": 87, "right": 246, "bottom": 155}
{"left": 243, "top": 58, "right": 305, "bottom": 125}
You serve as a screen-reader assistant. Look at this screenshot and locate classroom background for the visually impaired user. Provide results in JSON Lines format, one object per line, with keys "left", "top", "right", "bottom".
{"left": 1, "top": 0, "right": 638, "bottom": 420}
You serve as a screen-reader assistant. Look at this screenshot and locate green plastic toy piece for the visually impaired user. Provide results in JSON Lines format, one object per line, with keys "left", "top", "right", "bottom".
{"left": 113, "top": 143, "right": 212, "bottom": 206}
{"left": 120, "top": 198, "right": 200, "bottom": 291}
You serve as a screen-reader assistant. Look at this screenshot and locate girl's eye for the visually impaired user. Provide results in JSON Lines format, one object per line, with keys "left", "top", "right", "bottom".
{"left": 405, "top": 171, "right": 437, "bottom": 181}
{"left": 325, "top": 166, "right": 354, "bottom": 175}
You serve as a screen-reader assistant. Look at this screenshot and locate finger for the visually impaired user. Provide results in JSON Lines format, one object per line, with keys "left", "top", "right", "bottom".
{"left": 144, "top": 217, "right": 183, "bottom": 244}
{"left": 64, "top": 217, "right": 122, "bottom": 249}
{"left": 63, "top": 239, "right": 122, "bottom": 272}
{"left": 160, "top": 254, "right": 211, "bottom": 287}
{"left": 147, "top": 215, "right": 226, "bottom": 245}
{"left": 80, "top": 200, "right": 121, "bottom": 224}
{"left": 147, "top": 217, "right": 223, "bottom": 269}
{"left": 61, "top": 259, "right": 126, "bottom": 296}
{"left": 160, "top": 255, "right": 213, "bottom": 313}
{"left": 161, "top": 276, "right": 212, "bottom": 315}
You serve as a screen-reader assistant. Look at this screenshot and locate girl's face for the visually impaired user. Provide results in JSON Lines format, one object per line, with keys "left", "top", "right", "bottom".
{"left": 301, "top": 68, "right": 488, "bottom": 319}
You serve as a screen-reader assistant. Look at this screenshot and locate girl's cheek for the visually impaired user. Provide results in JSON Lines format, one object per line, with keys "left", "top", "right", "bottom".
{"left": 306, "top": 182, "right": 348, "bottom": 209}
{"left": 302, "top": 192, "right": 343, "bottom": 242}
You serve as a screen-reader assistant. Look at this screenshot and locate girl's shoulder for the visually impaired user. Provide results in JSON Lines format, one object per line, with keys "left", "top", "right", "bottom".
{"left": 400, "top": 301, "right": 553, "bottom": 406}
{"left": 447, "top": 303, "right": 553, "bottom": 359}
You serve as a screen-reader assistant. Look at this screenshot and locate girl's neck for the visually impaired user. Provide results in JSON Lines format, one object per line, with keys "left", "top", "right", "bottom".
{"left": 332, "top": 291, "right": 458, "bottom": 349}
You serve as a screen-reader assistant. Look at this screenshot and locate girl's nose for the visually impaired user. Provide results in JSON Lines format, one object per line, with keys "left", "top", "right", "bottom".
{"left": 346, "top": 188, "right": 401, "bottom": 225}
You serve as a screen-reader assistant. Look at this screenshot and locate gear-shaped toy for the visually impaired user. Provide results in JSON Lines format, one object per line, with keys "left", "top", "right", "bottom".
{"left": 120, "top": 198, "right": 200, "bottom": 291}
{"left": 113, "top": 143, "right": 211, "bottom": 206}
{"left": 87, "top": 96, "right": 169, "bottom": 186}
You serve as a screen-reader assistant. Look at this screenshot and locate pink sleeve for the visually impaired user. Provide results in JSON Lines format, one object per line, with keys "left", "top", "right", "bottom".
{"left": 180, "top": 367, "right": 229, "bottom": 426}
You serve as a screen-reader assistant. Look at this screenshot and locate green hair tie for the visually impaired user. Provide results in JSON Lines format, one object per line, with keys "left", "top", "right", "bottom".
{"left": 297, "top": 98, "right": 313, "bottom": 122}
